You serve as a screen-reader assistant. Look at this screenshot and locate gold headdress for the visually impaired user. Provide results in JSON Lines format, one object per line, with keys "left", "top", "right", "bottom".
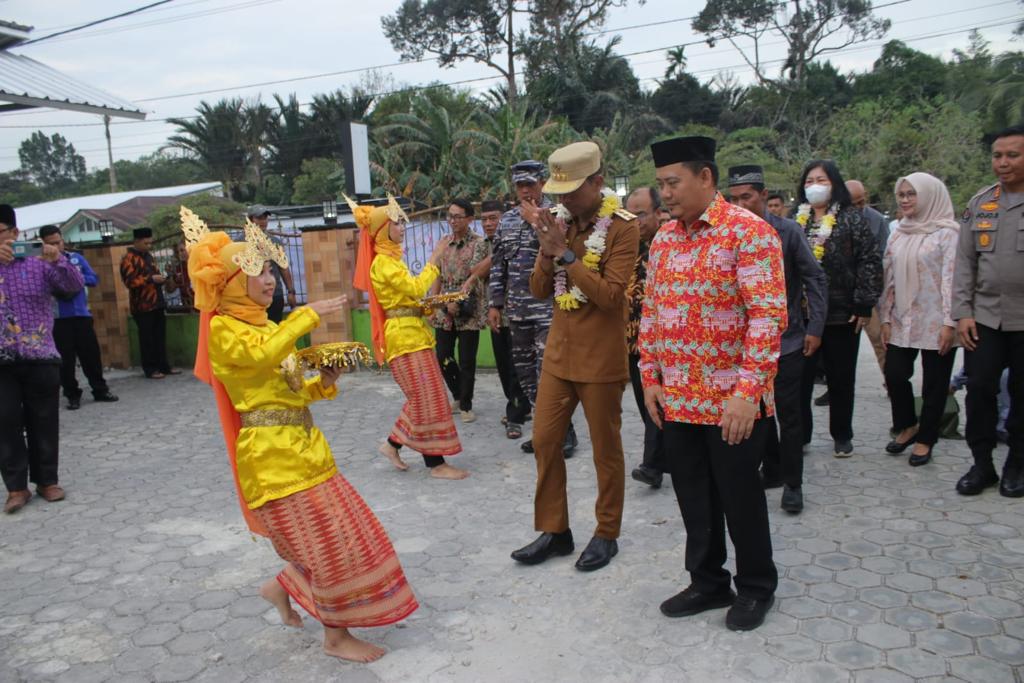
{"left": 233, "top": 219, "right": 289, "bottom": 276}
{"left": 342, "top": 193, "right": 409, "bottom": 229}
{"left": 385, "top": 194, "right": 409, "bottom": 224}
{"left": 180, "top": 206, "right": 210, "bottom": 248}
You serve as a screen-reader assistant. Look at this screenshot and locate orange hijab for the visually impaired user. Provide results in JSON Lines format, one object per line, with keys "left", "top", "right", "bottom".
{"left": 351, "top": 204, "right": 402, "bottom": 364}
{"left": 188, "top": 232, "right": 272, "bottom": 537}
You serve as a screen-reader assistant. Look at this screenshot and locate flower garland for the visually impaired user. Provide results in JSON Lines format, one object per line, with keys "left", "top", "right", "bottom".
{"left": 553, "top": 190, "right": 619, "bottom": 311}
{"left": 796, "top": 203, "right": 837, "bottom": 262}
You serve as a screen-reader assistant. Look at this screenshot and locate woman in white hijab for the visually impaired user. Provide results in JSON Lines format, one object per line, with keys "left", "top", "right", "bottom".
{"left": 880, "top": 172, "right": 960, "bottom": 466}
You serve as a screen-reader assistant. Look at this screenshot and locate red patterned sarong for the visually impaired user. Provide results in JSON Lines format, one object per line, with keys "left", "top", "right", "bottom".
{"left": 253, "top": 474, "right": 418, "bottom": 628}
{"left": 389, "top": 348, "right": 462, "bottom": 456}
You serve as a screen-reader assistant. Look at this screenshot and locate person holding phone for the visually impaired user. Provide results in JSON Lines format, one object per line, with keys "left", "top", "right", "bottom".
{"left": 0, "top": 204, "right": 85, "bottom": 514}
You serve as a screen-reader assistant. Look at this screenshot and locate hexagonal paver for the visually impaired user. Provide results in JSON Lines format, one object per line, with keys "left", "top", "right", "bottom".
{"left": 1004, "top": 617, "right": 1024, "bottom": 639}
{"left": 132, "top": 623, "right": 180, "bottom": 647}
{"left": 835, "top": 568, "right": 882, "bottom": 589}
{"left": 907, "top": 559, "right": 957, "bottom": 579}
{"left": 814, "top": 553, "right": 859, "bottom": 571}
{"left": 826, "top": 641, "right": 883, "bottom": 669}
{"left": 789, "top": 564, "right": 834, "bottom": 584}
{"left": 856, "top": 622, "right": 911, "bottom": 650}
{"left": 766, "top": 635, "right": 822, "bottom": 663}
{"left": 884, "top": 607, "right": 939, "bottom": 632}
{"left": 809, "top": 583, "right": 857, "bottom": 604}
{"left": 852, "top": 669, "right": 914, "bottom": 683}
{"left": 977, "top": 635, "right": 1024, "bottom": 666}
{"left": 831, "top": 601, "right": 882, "bottom": 626}
{"left": 800, "top": 617, "right": 853, "bottom": 644}
{"left": 860, "top": 556, "right": 904, "bottom": 575}
{"left": 968, "top": 595, "right": 1024, "bottom": 619}
{"left": 915, "top": 628, "right": 974, "bottom": 657}
{"left": 841, "top": 540, "right": 884, "bottom": 557}
{"left": 948, "top": 655, "right": 1017, "bottom": 683}
{"left": 861, "top": 587, "right": 909, "bottom": 609}
{"left": 779, "top": 597, "right": 829, "bottom": 619}
{"left": 885, "top": 573, "right": 932, "bottom": 592}
{"left": 886, "top": 647, "right": 947, "bottom": 678}
{"left": 909, "top": 591, "right": 964, "bottom": 614}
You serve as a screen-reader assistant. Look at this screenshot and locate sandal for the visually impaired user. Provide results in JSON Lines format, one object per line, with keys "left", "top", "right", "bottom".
{"left": 506, "top": 422, "right": 523, "bottom": 439}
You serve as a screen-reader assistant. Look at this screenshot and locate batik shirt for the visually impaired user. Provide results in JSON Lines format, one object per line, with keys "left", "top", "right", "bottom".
{"left": 626, "top": 238, "right": 651, "bottom": 356}
{"left": 638, "top": 194, "right": 787, "bottom": 425}
{"left": 120, "top": 247, "right": 166, "bottom": 315}
{"left": 0, "top": 253, "right": 84, "bottom": 364}
{"left": 429, "top": 231, "right": 489, "bottom": 332}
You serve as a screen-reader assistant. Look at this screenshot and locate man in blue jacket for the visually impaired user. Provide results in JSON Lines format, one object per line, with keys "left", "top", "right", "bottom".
{"left": 39, "top": 226, "right": 118, "bottom": 410}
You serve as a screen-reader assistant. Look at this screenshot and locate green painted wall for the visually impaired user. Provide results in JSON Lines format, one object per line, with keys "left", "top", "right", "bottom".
{"left": 350, "top": 308, "right": 496, "bottom": 367}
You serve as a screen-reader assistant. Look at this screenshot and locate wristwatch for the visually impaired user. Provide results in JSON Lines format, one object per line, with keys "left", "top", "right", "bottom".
{"left": 555, "top": 250, "right": 576, "bottom": 266}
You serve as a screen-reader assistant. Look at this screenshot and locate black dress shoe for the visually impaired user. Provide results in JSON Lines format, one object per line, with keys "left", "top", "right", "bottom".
{"left": 563, "top": 424, "right": 578, "bottom": 459}
{"left": 1000, "top": 459, "right": 1024, "bottom": 498}
{"left": 67, "top": 396, "right": 81, "bottom": 410}
{"left": 660, "top": 586, "right": 735, "bottom": 618}
{"left": 520, "top": 439, "right": 533, "bottom": 453}
{"left": 833, "top": 439, "right": 854, "bottom": 458}
{"left": 511, "top": 530, "right": 574, "bottom": 565}
{"left": 956, "top": 465, "right": 999, "bottom": 495}
{"left": 781, "top": 485, "right": 803, "bottom": 513}
{"left": 574, "top": 536, "right": 618, "bottom": 572}
{"left": 726, "top": 594, "right": 775, "bottom": 631}
{"left": 814, "top": 391, "right": 830, "bottom": 406}
{"left": 886, "top": 434, "right": 917, "bottom": 454}
{"left": 908, "top": 447, "right": 932, "bottom": 467}
{"left": 93, "top": 392, "right": 119, "bottom": 403}
{"left": 632, "top": 465, "right": 663, "bottom": 488}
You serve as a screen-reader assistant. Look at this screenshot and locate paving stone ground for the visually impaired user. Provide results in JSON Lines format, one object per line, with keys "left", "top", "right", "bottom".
{"left": 2, "top": 344, "right": 1023, "bottom": 683}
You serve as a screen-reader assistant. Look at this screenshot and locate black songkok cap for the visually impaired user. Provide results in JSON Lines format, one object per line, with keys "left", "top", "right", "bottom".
{"left": 650, "top": 136, "right": 717, "bottom": 168}
{"left": 0, "top": 203, "right": 16, "bottom": 228}
{"left": 727, "top": 165, "right": 766, "bottom": 187}
{"left": 133, "top": 227, "right": 153, "bottom": 239}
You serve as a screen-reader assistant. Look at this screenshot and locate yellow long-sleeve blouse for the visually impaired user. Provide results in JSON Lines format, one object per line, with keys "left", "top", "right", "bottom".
{"left": 208, "top": 307, "right": 338, "bottom": 509}
{"left": 369, "top": 254, "right": 440, "bottom": 362}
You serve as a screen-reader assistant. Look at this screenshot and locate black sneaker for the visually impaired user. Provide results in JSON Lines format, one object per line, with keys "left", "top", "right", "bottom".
{"left": 781, "top": 485, "right": 803, "bottom": 514}
{"left": 814, "top": 391, "right": 830, "bottom": 406}
{"left": 93, "top": 391, "right": 119, "bottom": 403}
{"left": 833, "top": 439, "right": 854, "bottom": 458}
{"left": 660, "top": 586, "right": 735, "bottom": 618}
{"left": 631, "top": 465, "right": 663, "bottom": 489}
{"left": 956, "top": 465, "right": 999, "bottom": 495}
{"left": 67, "top": 396, "right": 81, "bottom": 410}
{"left": 520, "top": 439, "right": 533, "bottom": 453}
{"left": 726, "top": 594, "right": 775, "bottom": 631}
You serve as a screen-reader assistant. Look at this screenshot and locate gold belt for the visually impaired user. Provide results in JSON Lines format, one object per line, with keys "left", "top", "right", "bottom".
{"left": 386, "top": 306, "right": 424, "bottom": 319}
{"left": 239, "top": 407, "right": 313, "bottom": 431}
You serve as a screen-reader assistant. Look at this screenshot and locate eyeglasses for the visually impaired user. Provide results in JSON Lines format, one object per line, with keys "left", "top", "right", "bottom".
{"left": 446, "top": 214, "right": 468, "bottom": 221}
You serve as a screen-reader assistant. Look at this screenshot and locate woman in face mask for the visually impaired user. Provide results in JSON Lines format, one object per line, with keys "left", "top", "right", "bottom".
{"left": 794, "top": 160, "right": 883, "bottom": 457}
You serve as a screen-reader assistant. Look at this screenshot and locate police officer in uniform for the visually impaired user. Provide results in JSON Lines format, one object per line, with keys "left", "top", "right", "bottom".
{"left": 488, "top": 160, "right": 577, "bottom": 456}
{"left": 953, "top": 124, "right": 1024, "bottom": 497}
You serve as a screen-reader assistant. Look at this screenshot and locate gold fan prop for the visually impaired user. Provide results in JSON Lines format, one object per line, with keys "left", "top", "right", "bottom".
{"left": 294, "top": 342, "right": 372, "bottom": 370}
{"left": 420, "top": 291, "right": 468, "bottom": 316}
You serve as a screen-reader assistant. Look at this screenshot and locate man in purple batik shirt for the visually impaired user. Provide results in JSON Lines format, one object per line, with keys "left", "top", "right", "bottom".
{"left": 0, "top": 204, "right": 84, "bottom": 514}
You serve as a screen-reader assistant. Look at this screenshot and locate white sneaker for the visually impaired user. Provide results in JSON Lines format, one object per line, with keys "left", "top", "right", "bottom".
{"left": 461, "top": 410, "right": 476, "bottom": 424}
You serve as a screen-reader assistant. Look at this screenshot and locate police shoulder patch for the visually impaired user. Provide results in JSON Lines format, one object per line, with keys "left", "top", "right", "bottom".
{"left": 614, "top": 207, "right": 637, "bottom": 221}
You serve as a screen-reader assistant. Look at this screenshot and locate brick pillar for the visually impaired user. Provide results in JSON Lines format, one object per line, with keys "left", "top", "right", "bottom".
{"left": 79, "top": 241, "right": 133, "bottom": 369}
{"left": 300, "top": 225, "right": 359, "bottom": 345}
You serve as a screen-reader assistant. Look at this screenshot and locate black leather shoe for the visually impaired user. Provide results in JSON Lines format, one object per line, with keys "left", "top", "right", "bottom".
{"left": 886, "top": 434, "right": 917, "bottom": 454}
{"left": 956, "top": 465, "right": 999, "bottom": 495}
{"left": 814, "top": 391, "right": 830, "bottom": 406}
{"left": 511, "top": 530, "right": 574, "bottom": 565}
{"left": 93, "top": 392, "right": 119, "bottom": 403}
{"left": 520, "top": 439, "right": 533, "bottom": 453}
{"left": 574, "top": 536, "right": 618, "bottom": 572}
{"left": 660, "top": 586, "right": 735, "bottom": 618}
{"left": 563, "top": 424, "right": 578, "bottom": 459}
{"left": 781, "top": 485, "right": 803, "bottom": 513}
{"left": 833, "top": 439, "right": 854, "bottom": 458}
{"left": 67, "top": 396, "right": 81, "bottom": 410}
{"left": 726, "top": 594, "right": 775, "bottom": 631}
{"left": 632, "top": 465, "right": 663, "bottom": 488}
{"left": 1000, "top": 459, "right": 1024, "bottom": 498}
{"left": 908, "top": 447, "right": 932, "bottom": 467}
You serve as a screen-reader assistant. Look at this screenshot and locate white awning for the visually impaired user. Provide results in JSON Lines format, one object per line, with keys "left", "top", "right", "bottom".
{"left": 0, "top": 51, "right": 146, "bottom": 120}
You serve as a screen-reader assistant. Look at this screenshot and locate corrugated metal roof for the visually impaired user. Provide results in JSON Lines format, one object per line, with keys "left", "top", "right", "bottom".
{"left": 0, "top": 51, "right": 146, "bottom": 119}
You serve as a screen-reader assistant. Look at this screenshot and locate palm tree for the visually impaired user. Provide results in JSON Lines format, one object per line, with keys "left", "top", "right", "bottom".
{"left": 266, "top": 94, "right": 314, "bottom": 195}
{"left": 240, "top": 99, "right": 273, "bottom": 195}
{"left": 664, "top": 46, "right": 687, "bottom": 79}
{"left": 473, "top": 99, "right": 564, "bottom": 197}
{"left": 165, "top": 99, "right": 247, "bottom": 199}
{"left": 309, "top": 88, "right": 375, "bottom": 159}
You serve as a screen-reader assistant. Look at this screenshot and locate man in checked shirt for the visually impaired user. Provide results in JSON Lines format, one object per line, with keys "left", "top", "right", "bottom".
{"left": 639, "top": 136, "right": 787, "bottom": 632}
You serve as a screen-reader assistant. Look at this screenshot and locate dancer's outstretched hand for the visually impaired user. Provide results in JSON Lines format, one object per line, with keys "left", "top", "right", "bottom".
{"left": 320, "top": 365, "right": 344, "bottom": 388}
{"left": 309, "top": 295, "right": 347, "bottom": 317}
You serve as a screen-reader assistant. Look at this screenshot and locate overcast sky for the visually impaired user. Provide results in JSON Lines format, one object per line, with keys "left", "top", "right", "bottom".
{"left": 0, "top": 0, "right": 1020, "bottom": 174}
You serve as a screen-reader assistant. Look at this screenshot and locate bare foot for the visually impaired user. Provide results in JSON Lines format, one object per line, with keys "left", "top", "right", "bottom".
{"left": 430, "top": 462, "right": 470, "bottom": 480}
{"left": 323, "top": 627, "right": 386, "bottom": 663}
{"left": 259, "top": 578, "right": 302, "bottom": 627}
{"left": 378, "top": 443, "right": 409, "bottom": 471}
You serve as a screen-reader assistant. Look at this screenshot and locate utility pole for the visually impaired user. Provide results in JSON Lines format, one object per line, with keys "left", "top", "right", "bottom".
{"left": 104, "top": 115, "right": 118, "bottom": 192}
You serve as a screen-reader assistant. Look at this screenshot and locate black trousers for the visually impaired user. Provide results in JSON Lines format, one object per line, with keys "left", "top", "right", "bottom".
{"left": 435, "top": 328, "right": 480, "bottom": 411}
{"left": 663, "top": 419, "right": 778, "bottom": 600}
{"left": 53, "top": 316, "right": 109, "bottom": 399}
{"left": 134, "top": 309, "right": 170, "bottom": 376}
{"left": 0, "top": 364, "right": 61, "bottom": 492}
{"left": 764, "top": 349, "right": 805, "bottom": 488}
{"left": 802, "top": 323, "right": 861, "bottom": 442}
{"left": 885, "top": 345, "right": 957, "bottom": 447}
{"left": 491, "top": 326, "right": 530, "bottom": 424}
{"left": 965, "top": 324, "right": 1024, "bottom": 467}
{"left": 628, "top": 353, "right": 665, "bottom": 473}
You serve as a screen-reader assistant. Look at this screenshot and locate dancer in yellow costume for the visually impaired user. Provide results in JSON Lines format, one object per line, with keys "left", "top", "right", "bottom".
{"left": 184, "top": 209, "right": 417, "bottom": 663}
{"left": 349, "top": 195, "right": 469, "bottom": 480}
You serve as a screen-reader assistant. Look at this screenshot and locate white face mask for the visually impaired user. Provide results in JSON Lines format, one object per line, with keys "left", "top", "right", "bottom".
{"left": 805, "top": 184, "right": 831, "bottom": 206}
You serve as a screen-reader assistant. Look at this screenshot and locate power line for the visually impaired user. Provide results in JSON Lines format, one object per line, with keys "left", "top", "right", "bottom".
{"left": 20, "top": 0, "right": 178, "bottom": 47}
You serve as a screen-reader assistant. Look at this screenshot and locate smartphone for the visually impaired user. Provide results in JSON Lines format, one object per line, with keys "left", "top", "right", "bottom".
{"left": 12, "top": 241, "right": 43, "bottom": 259}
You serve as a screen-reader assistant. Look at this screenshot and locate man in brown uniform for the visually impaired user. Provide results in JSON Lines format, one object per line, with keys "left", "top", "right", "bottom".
{"left": 510, "top": 141, "right": 640, "bottom": 572}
